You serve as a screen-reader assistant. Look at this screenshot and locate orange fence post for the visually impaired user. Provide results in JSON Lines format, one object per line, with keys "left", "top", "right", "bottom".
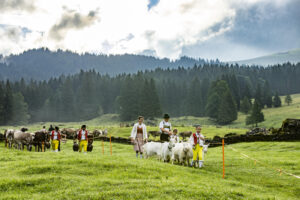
{"left": 222, "top": 139, "right": 225, "bottom": 179}
{"left": 110, "top": 135, "right": 112, "bottom": 155}
{"left": 102, "top": 139, "right": 104, "bottom": 155}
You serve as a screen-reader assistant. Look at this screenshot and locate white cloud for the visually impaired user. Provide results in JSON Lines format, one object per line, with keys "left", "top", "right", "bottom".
{"left": 0, "top": 0, "right": 294, "bottom": 59}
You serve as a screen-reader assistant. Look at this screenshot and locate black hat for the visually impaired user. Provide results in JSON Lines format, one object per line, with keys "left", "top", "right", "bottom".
{"left": 81, "top": 125, "right": 86, "bottom": 129}
{"left": 55, "top": 126, "right": 59, "bottom": 130}
{"left": 163, "top": 114, "right": 170, "bottom": 119}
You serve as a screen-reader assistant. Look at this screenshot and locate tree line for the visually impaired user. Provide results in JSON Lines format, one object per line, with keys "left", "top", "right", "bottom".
{"left": 0, "top": 62, "right": 298, "bottom": 125}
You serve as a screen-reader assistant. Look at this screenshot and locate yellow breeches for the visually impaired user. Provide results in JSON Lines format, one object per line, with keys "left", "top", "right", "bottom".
{"left": 79, "top": 140, "right": 88, "bottom": 152}
{"left": 193, "top": 144, "right": 203, "bottom": 161}
{"left": 52, "top": 140, "right": 59, "bottom": 150}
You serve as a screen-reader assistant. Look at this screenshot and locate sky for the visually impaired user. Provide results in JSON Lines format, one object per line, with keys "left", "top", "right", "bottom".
{"left": 0, "top": 0, "right": 299, "bottom": 61}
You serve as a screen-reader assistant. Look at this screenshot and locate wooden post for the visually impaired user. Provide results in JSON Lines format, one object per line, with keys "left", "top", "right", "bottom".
{"left": 110, "top": 135, "right": 112, "bottom": 155}
{"left": 102, "top": 139, "right": 104, "bottom": 155}
{"left": 222, "top": 139, "right": 225, "bottom": 179}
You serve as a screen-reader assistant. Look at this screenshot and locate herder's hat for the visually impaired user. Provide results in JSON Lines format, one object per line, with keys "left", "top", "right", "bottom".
{"left": 163, "top": 114, "right": 170, "bottom": 119}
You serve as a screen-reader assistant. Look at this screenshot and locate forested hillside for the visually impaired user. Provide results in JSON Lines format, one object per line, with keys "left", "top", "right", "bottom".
{"left": 0, "top": 62, "right": 299, "bottom": 125}
{"left": 0, "top": 48, "right": 209, "bottom": 81}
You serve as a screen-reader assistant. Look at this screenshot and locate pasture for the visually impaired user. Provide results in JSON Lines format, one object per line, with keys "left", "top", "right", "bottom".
{"left": 0, "top": 141, "right": 299, "bottom": 199}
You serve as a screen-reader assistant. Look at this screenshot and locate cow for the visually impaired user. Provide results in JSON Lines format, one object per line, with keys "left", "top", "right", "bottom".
{"left": 148, "top": 131, "right": 161, "bottom": 140}
{"left": 179, "top": 131, "right": 192, "bottom": 141}
{"left": 92, "top": 129, "right": 102, "bottom": 137}
{"left": 4, "top": 129, "right": 15, "bottom": 148}
{"left": 61, "top": 128, "right": 78, "bottom": 139}
{"left": 13, "top": 130, "right": 34, "bottom": 150}
{"left": 33, "top": 130, "right": 50, "bottom": 152}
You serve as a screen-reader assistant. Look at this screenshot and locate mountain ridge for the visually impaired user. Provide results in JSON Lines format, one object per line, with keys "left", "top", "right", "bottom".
{"left": 0, "top": 48, "right": 210, "bottom": 81}
{"left": 230, "top": 48, "right": 300, "bottom": 66}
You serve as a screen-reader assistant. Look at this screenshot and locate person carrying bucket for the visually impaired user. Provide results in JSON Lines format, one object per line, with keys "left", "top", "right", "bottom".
{"left": 190, "top": 125, "right": 205, "bottom": 168}
{"left": 51, "top": 126, "right": 61, "bottom": 152}
{"left": 78, "top": 125, "right": 88, "bottom": 154}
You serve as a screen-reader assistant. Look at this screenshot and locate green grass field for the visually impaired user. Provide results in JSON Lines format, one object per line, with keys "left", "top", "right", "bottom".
{"left": 0, "top": 141, "right": 299, "bottom": 199}
{"left": 232, "top": 93, "right": 300, "bottom": 128}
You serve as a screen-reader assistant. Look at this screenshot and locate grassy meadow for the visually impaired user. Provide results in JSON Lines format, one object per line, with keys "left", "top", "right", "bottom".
{"left": 0, "top": 141, "right": 299, "bottom": 199}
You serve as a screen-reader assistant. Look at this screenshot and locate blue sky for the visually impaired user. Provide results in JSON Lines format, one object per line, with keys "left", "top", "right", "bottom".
{"left": 0, "top": 0, "right": 299, "bottom": 61}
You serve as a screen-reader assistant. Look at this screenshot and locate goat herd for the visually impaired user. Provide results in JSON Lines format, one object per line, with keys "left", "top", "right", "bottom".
{"left": 143, "top": 137, "right": 209, "bottom": 167}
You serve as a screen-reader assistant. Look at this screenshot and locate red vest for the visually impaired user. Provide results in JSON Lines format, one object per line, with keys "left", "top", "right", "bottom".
{"left": 51, "top": 131, "right": 61, "bottom": 140}
{"left": 192, "top": 133, "right": 200, "bottom": 145}
{"left": 78, "top": 130, "right": 88, "bottom": 141}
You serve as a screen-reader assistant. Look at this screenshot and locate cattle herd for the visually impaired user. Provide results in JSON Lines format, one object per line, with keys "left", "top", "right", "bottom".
{"left": 2, "top": 127, "right": 108, "bottom": 152}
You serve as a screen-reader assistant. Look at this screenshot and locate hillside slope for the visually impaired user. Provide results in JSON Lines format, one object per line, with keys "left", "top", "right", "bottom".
{"left": 231, "top": 49, "right": 300, "bottom": 66}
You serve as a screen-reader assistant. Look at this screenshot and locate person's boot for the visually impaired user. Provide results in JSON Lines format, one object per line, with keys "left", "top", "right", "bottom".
{"left": 190, "top": 160, "right": 194, "bottom": 167}
{"left": 140, "top": 154, "right": 143, "bottom": 159}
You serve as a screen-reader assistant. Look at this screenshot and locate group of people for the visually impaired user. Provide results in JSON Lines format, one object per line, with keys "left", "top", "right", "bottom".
{"left": 130, "top": 114, "right": 206, "bottom": 167}
{"left": 45, "top": 125, "right": 89, "bottom": 154}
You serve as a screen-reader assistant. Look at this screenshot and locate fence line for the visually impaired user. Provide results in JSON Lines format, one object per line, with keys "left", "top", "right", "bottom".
{"left": 226, "top": 146, "right": 300, "bottom": 180}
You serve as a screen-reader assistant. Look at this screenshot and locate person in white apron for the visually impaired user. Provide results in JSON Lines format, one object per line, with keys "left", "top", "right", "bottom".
{"left": 131, "top": 116, "right": 148, "bottom": 158}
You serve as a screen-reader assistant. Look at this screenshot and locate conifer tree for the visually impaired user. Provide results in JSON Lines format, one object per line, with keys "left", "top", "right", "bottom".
{"left": 187, "top": 78, "right": 203, "bottom": 117}
{"left": 273, "top": 92, "right": 282, "bottom": 107}
{"left": 60, "top": 78, "right": 75, "bottom": 121}
{"left": 246, "top": 100, "right": 264, "bottom": 127}
{"left": 262, "top": 81, "right": 272, "bottom": 108}
{"left": 206, "top": 80, "right": 237, "bottom": 124}
{"left": 10, "top": 92, "right": 30, "bottom": 125}
{"left": 254, "top": 83, "right": 263, "bottom": 107}
{"left": 148, "top": 78, "right": 162, "bottom": 119}
{"left": 285, "top": 94, "right": 292, "bottom": 106}
{"left": 119, "top": 76, "right": 139, "bottom": 121}
{"left": 3, "top": 81, "right": 13, "bottom": 124}
{"left": 0, "top": 83, "right": 4, "bottom": 125}
{"left": 217, "top": 90, "right": 237, "bottom": 124}
{"left": 240, "top": 96, "right": 251, "bottom": 114}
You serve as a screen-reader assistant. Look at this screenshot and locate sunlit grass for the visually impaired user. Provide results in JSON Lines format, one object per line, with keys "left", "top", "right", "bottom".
{"left": 0, "top": 141, "right": 299, "bottom": 199}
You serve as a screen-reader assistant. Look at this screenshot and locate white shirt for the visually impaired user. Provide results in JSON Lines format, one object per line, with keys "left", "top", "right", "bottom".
{"left": 52, "top": 131, "right": 59, "bottom": 140}
{"left": 81, "top": 130, "right": 86, "bottom": 140}
{"left": 159, "top": 120, "right": 172, "bottom": 133}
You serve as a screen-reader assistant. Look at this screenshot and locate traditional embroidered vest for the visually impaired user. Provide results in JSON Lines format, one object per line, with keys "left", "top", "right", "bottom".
{"left": 78, "top": 130, "right": 88, "bottom": 141}
{"left": 137, "top": 125, "right": 143, "bottom": 134}
{"left": 193, "top": 133, "right": 201, "bottom": 145}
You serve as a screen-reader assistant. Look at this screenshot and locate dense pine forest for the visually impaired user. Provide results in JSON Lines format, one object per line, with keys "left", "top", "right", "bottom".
{"left": 0, "top": 62, "right": 299, "bottom": 125}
